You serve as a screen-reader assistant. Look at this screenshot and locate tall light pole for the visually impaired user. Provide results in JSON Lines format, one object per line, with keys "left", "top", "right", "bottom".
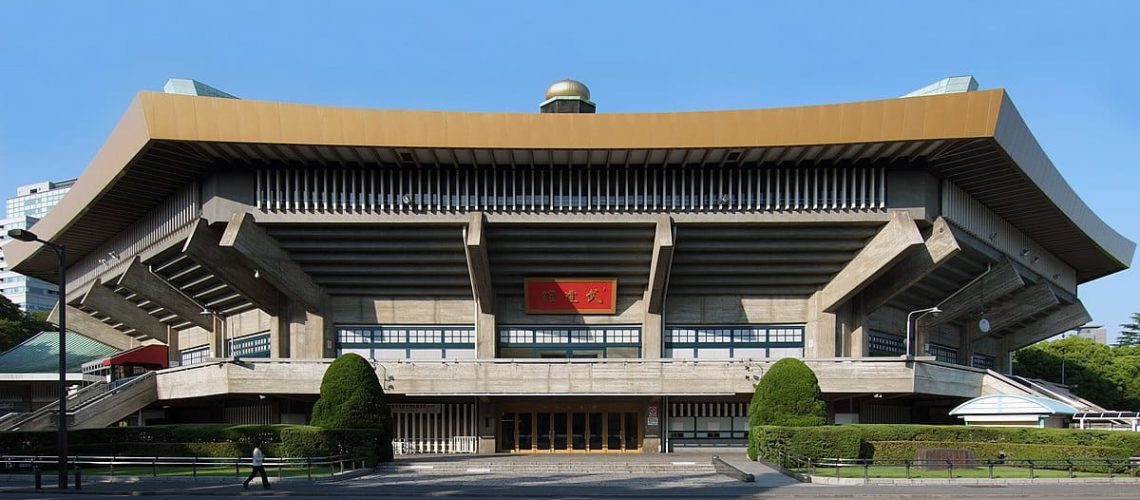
{"left": 8, "top": 228, "right": 68, "bottom": 489}
{"left": 904, "top": 306, "right": 942, "bottom": 358}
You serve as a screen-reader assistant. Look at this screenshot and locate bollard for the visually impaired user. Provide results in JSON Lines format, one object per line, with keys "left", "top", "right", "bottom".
{"left": 1107, "top": 459, "right": 1114, "bottom": 479}
{"left": 74, "top": 466, "right": 81, "bottom": 490}
{"left": 278, "top": 461, "right": 283, "bottom": 480}
{"left": 193, "top": 457, "right": 197, "bottom": 479}
{"left": 110, "top": 456, "right": 115, "bottom": 480}
{"left": 34, "top": 466, "right": 42, "bottom": 490}
{"left": 834, "top": 458, "right": 840, "bottom": 478}
{"left": 153, "top": 457, "right": 158, "bottom": 477}
{"left": 307, "top": 457, "right": 313, "bottom": 481}
{"left": 904, "top": 460, "right": 911, "bottom": 480}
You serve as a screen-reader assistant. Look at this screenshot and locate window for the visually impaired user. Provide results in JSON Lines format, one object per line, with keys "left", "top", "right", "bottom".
{"left": 180, "top": 346, "right": 209, "bottom": 366}
{"left": 869, "top": 332, "right": 905, "bottom": 356}
{"left": 927, "top": 343, "right": 959, "bottom": 364}
{"left": 497, "top": 325, "right": 641, "bottom": 358}
{"left": 664, "top": 325, "right": 805, "bottom": 359}
{"left": 335, "top": 325, "right": 475, "bottom": 360}
{"left": 230, "top": 332, "right": 271, "bottom": 358}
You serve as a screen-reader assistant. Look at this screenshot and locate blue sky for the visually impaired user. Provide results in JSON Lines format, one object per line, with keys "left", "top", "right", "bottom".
{"left": 1, "top": 1, "right": 1137, "bottom": 340}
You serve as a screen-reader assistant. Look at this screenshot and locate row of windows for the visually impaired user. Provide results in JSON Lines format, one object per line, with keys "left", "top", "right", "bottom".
{"left": 231, "top": 333, "right": 271, "bottom": 358}
{"left": 664, "top": 326, "right": 803, "bottom": 345}
{"left": 972, "top": 354, "right": 996, "bottom": 370}
{"left": 179, "top": 333, "right": 272, "bottom": 365}
{"left": 337, "top": 326, "right": 476, "bottom": 346}
{"left": 928, "top": 343, "right": 958, "bottom": 364}
{"left": 868, "top": 332, "right": 905, "bottom": 355}
{"left": 499, "top": 327, "right": 641, "bottom": 346}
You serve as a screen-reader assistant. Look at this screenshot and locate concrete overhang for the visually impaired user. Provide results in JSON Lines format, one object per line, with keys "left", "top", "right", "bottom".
{"left": 8, "top": 89, "right": 1133, "bottom": 283}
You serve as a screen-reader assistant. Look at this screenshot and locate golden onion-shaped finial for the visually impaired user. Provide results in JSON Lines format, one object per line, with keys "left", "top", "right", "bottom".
{"left": 545, "top": 79, "right": 590, "bottom": 100}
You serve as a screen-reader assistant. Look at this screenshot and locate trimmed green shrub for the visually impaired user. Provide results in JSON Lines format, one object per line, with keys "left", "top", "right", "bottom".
{"left": 747, "top": 358, "right": 826, "bottom": 460}
{"left": 751, "top": 425, "right": 867, "bottom": 462}
{"left": 0, "top": 424, "right": 385, "bottom": 464}
{"left": 868, "top": 441, "right": 1128, "bottom": 472}
{"left": 749, "top": 424, "right": 1140, "bottom": 469}
{"left": 310, "top": 353, "right": 393, "bottom": 462}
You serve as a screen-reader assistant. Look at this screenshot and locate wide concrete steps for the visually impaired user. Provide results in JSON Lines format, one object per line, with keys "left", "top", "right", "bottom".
{"left": 378, "top": 457, "right": 717, "bottom": 475}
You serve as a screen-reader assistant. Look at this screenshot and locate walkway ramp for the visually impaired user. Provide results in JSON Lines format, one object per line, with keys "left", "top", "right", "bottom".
{"left": 2, "top": 372, "right": 157, "bottom": 431}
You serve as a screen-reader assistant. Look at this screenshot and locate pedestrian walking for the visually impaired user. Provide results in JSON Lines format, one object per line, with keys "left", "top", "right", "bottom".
{"left": 242, "top": 444, "right": 271, "bottom": 490}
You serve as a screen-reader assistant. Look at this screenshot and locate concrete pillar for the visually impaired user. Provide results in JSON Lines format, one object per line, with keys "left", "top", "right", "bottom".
{"left": 477, "top": 399, "right": 496, "bottom": 453}
{"left": 805, "top": 292, "right": 837, "bottom": 358}
{"left": 836, "top": 299, "right": 868, "bottom": 358}
{"left": 270, "top": 295, "right": 291, "bottom": 358}
{"left": 288, "top": 301, "right": 334, "bottom": 359}
{"left": 166, "top": 326, "right": 180, "bottom": 367}
{"left": 210, "top": 314, "right": 226, "bottom": 358}
{"left": 476, "top": 310, "right": 496, "bottom": 359}
{"left": 960, "top": 326, "right": 976, "bottom": 367}
{"left": 641, "top": 290, "right": 662, "bottom": 359}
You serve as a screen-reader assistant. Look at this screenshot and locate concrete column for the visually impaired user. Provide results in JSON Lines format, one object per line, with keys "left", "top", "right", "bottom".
{"left": 210, "top": 314, "right": 226, "bottom": 358}
{"left": 477, "top": 398, "right": 496, "bottom": 453}
{"left": 287, "top": 301, "right": 334, "bottom": 359}
{"left": 805, "top": 292, "right": 837, "bottom": 358}
{"left": 960, "top": 327, "right": 975, "bottom": 367}
{"left": 166, "top": 326, "right": 180, "bottom": 366}
{"left": 476, "top": 310, "right": 496, "bottom": 359}
{"left": 270, "top": 294, "right": 291, "bottom": 358}
{"left": 641, "top": 290, "right": 662, "bottom": 359}
{"left": 837, "top": 299, "right": 868, "bottom": 358}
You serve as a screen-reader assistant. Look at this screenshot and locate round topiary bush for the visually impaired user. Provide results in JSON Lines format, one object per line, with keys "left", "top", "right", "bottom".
{"left": 749, "top": 358, "right": 827, "bottom": 428}
{"left": 310, "top": 353, "right": 394, "bottom": 461}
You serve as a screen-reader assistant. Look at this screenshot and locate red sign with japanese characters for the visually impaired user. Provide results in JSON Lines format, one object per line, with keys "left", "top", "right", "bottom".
{"left": 524, "top": 278, "right": 617, "bottom": 314}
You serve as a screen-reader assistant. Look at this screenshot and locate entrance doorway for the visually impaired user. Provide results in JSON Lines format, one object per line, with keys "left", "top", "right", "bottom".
{"left": 498, "top": 403, "right": 641, "bottom": 453}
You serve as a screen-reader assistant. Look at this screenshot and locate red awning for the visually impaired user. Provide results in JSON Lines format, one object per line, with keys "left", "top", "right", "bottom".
{"left": 102, "top": 344, "right": 168, "bottom": 369}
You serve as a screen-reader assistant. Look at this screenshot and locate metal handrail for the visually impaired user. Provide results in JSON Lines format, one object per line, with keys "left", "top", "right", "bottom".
{"left": 66, "top": 372, "right": 156, "bottom": 413}
{"left": 1, "top": 382, "right": 112, "bottom": 431}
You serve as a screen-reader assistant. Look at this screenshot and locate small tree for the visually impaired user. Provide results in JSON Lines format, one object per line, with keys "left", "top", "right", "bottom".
{"left": 1118, "top": 313, "right": 1140, "bottom": 347}
{"left": 749, "top": 358, "right": 827, "bottom": 428}
{"left": 311, "top": 353, "right": 393, "bottom": 461}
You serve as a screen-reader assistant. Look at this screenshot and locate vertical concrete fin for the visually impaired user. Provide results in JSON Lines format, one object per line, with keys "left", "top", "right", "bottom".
{"left": 646, "top": 215, "right": 675, "bottom": 314}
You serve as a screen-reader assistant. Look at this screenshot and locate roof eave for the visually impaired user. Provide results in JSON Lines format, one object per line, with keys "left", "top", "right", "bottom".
{"left": 7, "top": 94, "right": 153, "bottom": 279}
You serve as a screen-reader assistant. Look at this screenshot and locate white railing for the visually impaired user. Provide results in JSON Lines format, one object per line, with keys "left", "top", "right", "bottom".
{"left": 392, "top": 436, "right": 478, "bottom": 455}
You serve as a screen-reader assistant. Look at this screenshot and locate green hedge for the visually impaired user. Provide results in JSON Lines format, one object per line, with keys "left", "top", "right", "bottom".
{"left": 868, "top": 441, "right": 1129, "bottom": 472}
{"left": 751, "top": 424, "right": 1140, "bottom": 465}
{"left": 0, "top": 424, "right": 389, "bottom": 465}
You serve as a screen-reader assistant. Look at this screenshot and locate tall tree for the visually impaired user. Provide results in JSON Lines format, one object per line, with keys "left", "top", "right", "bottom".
{"left": 1118, "top": 312, "right": 1140, "bottom": 347}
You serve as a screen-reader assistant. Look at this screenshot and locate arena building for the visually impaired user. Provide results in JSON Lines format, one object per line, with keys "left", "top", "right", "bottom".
{"left": 2, "top": 77, "right": 1133, "bottom": 453}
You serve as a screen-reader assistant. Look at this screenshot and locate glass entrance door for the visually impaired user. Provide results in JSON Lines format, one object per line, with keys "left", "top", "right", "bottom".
{"left": 500, "top": 407, "right": 640, "bottom": 453}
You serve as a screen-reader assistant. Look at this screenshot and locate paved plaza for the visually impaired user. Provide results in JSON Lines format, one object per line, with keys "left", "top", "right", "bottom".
{"left": 3, "top": 453, "right": 1140, "bottom": 499}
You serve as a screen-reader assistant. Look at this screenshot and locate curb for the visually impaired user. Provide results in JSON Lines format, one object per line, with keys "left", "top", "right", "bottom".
{"left": 710, "top": 456, "right": 754, "bottom": 482}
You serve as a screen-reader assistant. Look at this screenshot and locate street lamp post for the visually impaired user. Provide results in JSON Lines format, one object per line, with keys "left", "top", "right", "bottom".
{"left": 904, "top": 306, "right": 942, "bottom": 358}
{"left": 8, "top": 228, "right": 68, "bottom": 489}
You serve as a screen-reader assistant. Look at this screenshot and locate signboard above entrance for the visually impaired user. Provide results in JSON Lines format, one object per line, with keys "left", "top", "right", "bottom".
{"left": 525, "top": 278, "right": 617, "bottom": 315}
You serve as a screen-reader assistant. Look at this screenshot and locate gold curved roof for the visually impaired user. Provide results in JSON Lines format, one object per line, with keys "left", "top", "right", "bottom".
{"left": 6, "top": 89, "right": 1134, "bottom": 283}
